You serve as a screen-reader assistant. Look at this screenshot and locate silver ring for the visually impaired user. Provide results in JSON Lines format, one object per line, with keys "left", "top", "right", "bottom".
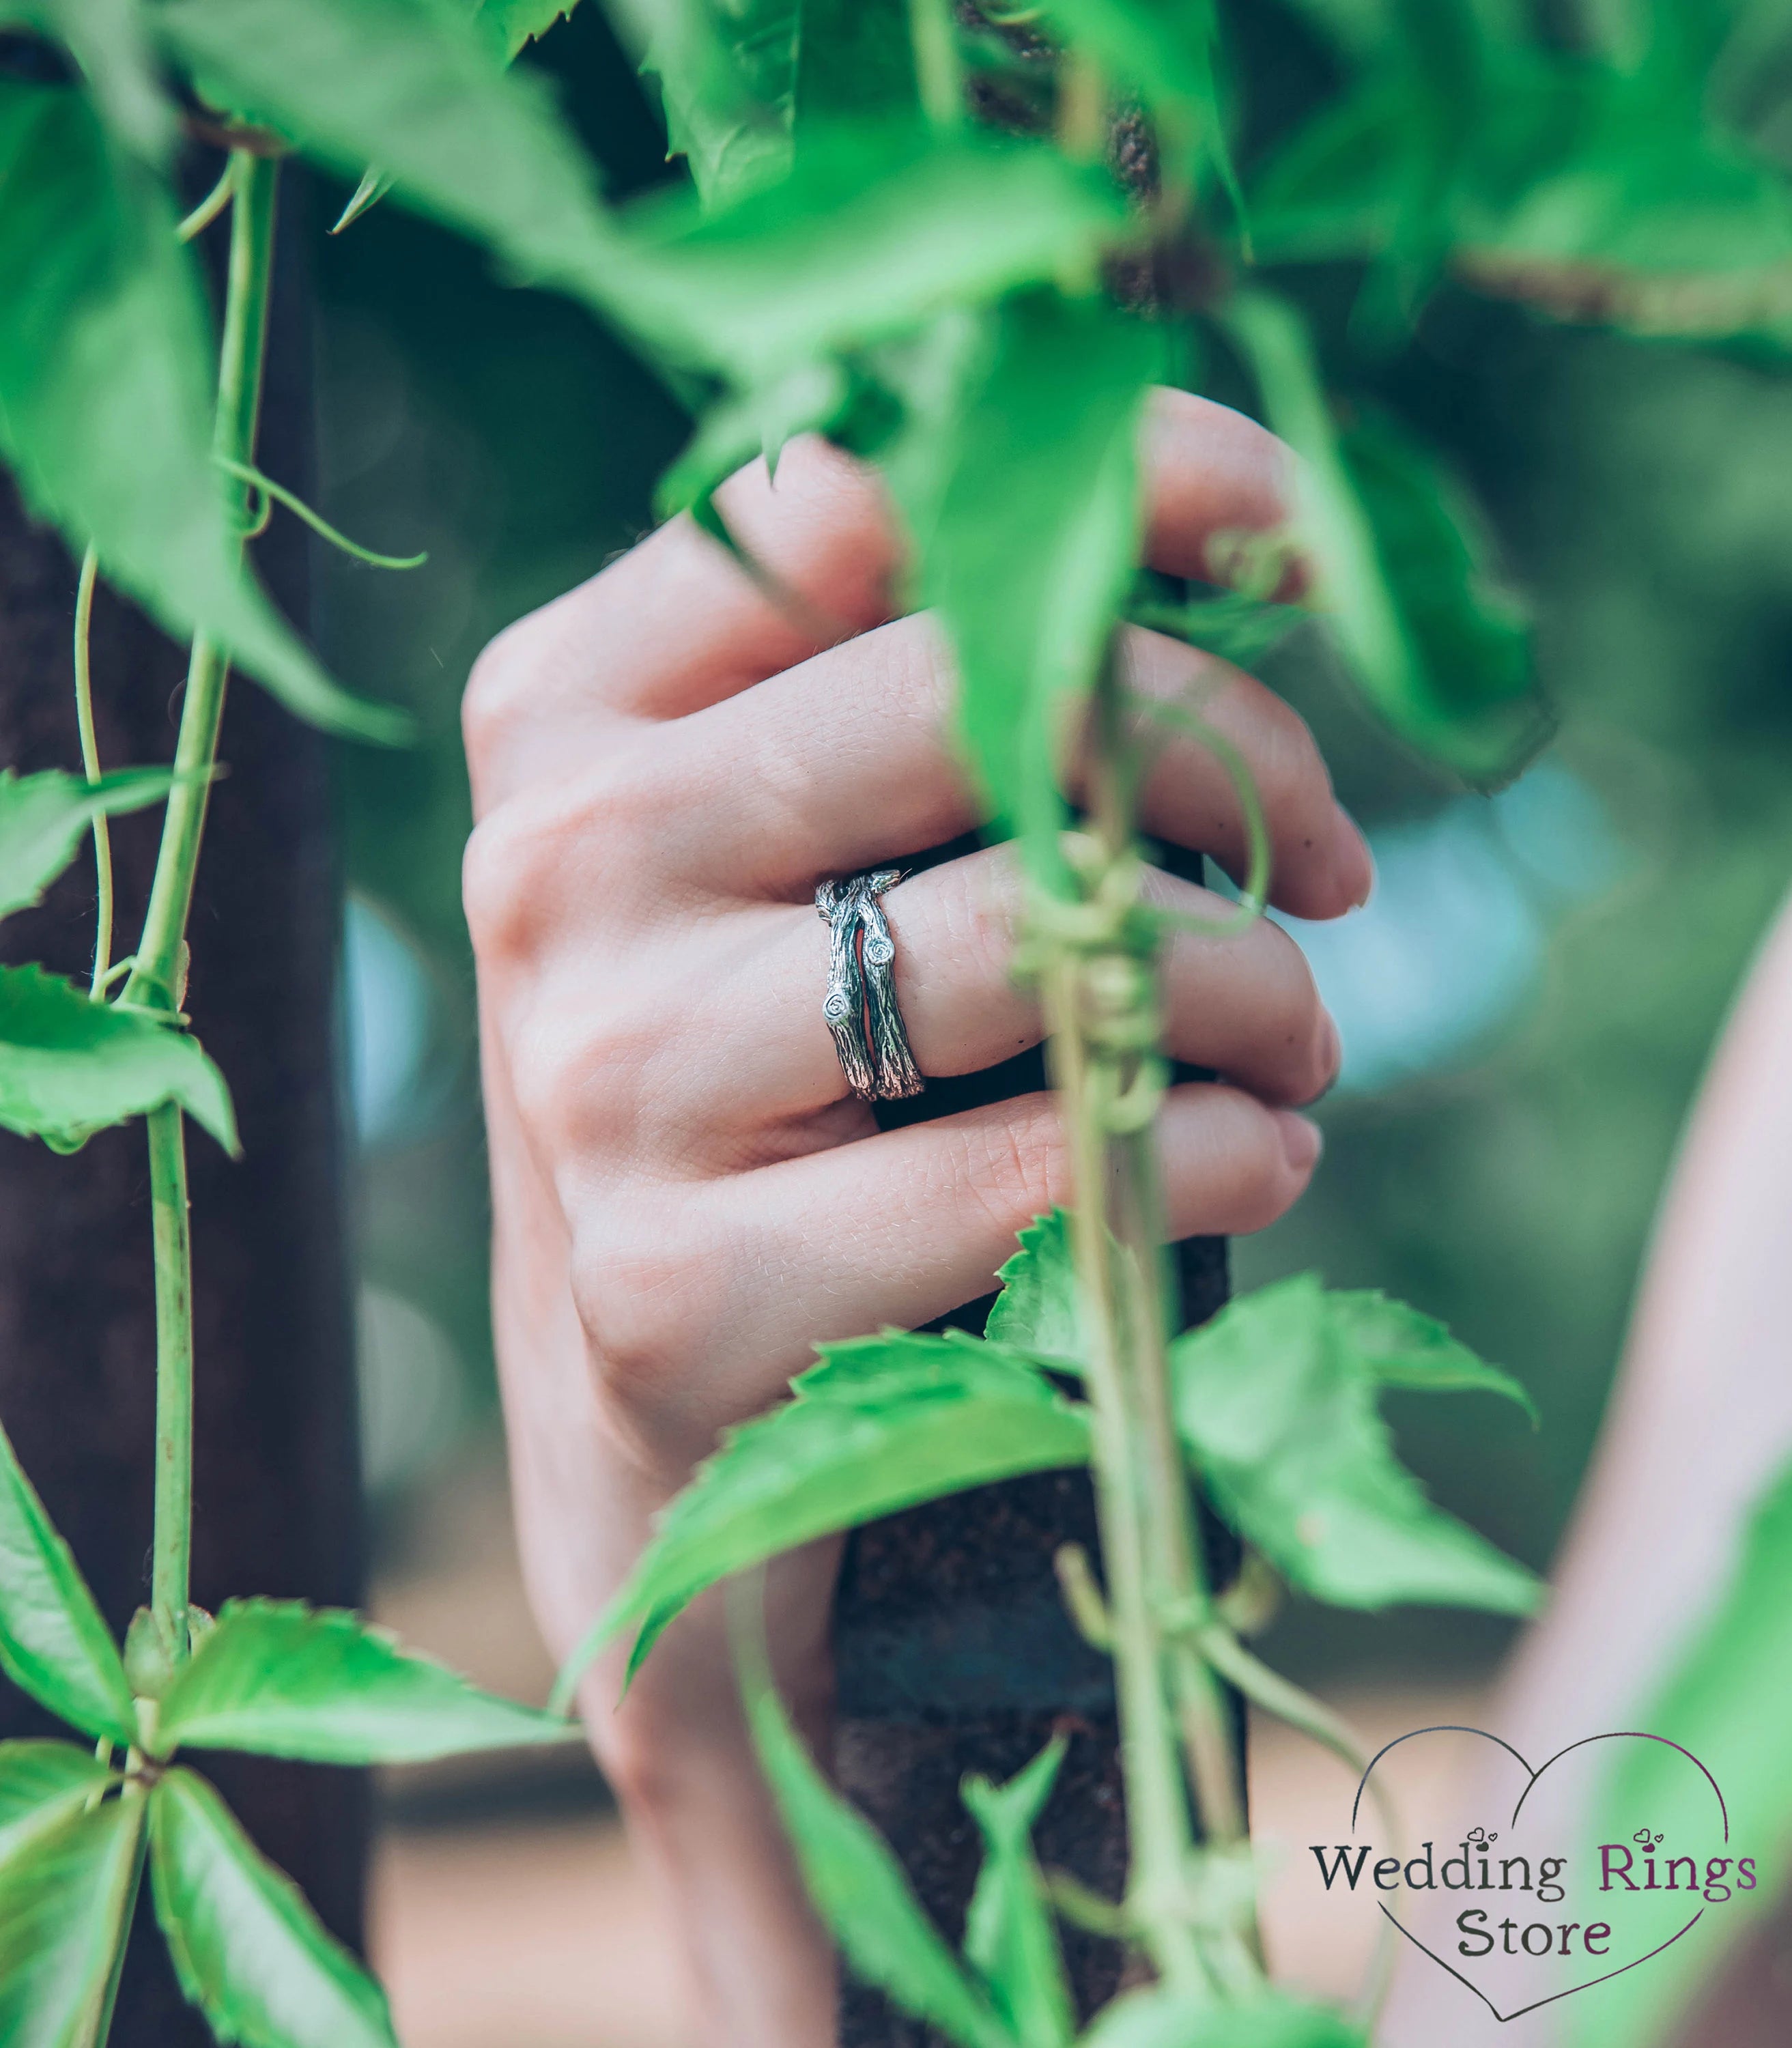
{"left": 815, "top": 870, "right": 925, "bottom": 1103}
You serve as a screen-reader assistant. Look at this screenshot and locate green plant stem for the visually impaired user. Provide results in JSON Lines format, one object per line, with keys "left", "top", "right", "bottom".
{"left": 72, "top": 545, "right": 113, "bottom": 997}
{"left": 128, "top": 154, "right": 276, "bottom": 1013}
{"left": 1196, "top": 1623, "right": 1399, "bottom": 2020}
{"left": 1042, "top": 649, "right": 1257, "bottom": 1990}
{"left": 126, "top": 150, "right": 279, "bottom": 1662}
{"left": 1044, "top": 958, "right": 1208, "bottom": 1993}
{"left": 146, "top": 1102, "right": 195, "bottom": 1653}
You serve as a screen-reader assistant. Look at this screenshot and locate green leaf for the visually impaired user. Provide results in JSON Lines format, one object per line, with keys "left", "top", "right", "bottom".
{"left": 0, "top": 767, "right": 174, "bottom": 923}
{"left": 626, "top": 0, "right": 801, "bottom": 208}
{"left": 1222, "top": 288, "right": 1546, "bottom": 784}
{"left": 962, "top": 1737, "right": 1073, "bottom": 2048}
{"left": 1082, "top": 1987, "right": 1363, "bottom": 2048}
{"left": 1044, "top": 0, "right": 1247, "bottom": 235}
{"left": 0, "top": 1741, "right": 117, "bottom": 1866}
{"left": 153, "top": 1599, "right": 578, "bottom": 1764}
{"left": 33, "top": 0, "right": 175, "bottom": 162}
{"left": 905, "top": 291, "right": 1157, "bottom": 857}
{"left": 0, "top": 1795, "right": 145, "bottom": 2048}
{"left": 1567, "top": 1456, "right": 1792, "bottom": 2048}
{"left": 1171, "top": 1274, "right": 1541, "bottom": 1615}
{"left": 0, "top": 963, "right": 238, "bottom": 1155}
{"left": 1329, "top": 1290, "right": 1537, "bottom": 1421}
{"left": 793, "top": 0, "right": 917, "bottom": 128}
{"left": 655, "top": 358, "right": 853, "bottom": 522}
{"left": 0, "top": 1410, "right": 137, "bottom": 1745}
{"left": 1130, "top": 585, "right": 1306, "bottom": 672}
{"left": 477, "top": 0, "right": 580, "bottom": 59}
{"left": 1339, "top": 403, "right": 1547, "bottom": 773}
{"left": 984, "top": 1210, "right": 1087, "bottom": 1371}
{"left": 156, "top": 0, "right": 629, "bottom": 318}
{"left": 1247, "top": 78, "right": 1412, "bottom": 266}
{"left": 629, "top": 131, "right": 1129, "bottom": 385}
{"left": 0, "top": 80, "right": 406, "bottom": 745}
{"left": 744, "top": 1656, "right": 1015, "bottom": 2048}
{"left": 150, "top": 1767, "right": 395, "bottom": 2048}
{"left": 552, "top": 1332, "right": 1089, "bottom": 1707}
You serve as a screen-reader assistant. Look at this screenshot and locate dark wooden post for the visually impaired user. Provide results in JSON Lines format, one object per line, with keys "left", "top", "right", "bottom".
{"left": 0, "top": 167, "right": 366, "bottom": 2042}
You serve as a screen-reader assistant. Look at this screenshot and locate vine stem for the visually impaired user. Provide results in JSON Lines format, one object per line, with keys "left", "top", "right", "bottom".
{"left": 1039, "top": 644, "right": 1259, "bottom": 1992}
{"left": 72, "top": 545, "right": 112, "bottom": 996}
{"left": 125, "top": 149, "right": 279, "bottom": 1658}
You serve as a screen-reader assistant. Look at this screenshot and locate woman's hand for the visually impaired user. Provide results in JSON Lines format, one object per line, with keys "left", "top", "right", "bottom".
{"left": 463, "top": 388, "right": 1371, "bottom": 2047}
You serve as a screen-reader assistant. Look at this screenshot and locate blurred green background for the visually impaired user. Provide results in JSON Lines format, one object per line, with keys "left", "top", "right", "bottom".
{"left": 317, "top": 1, "right": 1792, "bottom": 1699}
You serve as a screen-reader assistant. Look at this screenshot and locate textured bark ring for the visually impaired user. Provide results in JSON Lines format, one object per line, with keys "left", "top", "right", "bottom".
{"left": 816, "top": 870, "right": 926, "bottom": 1103}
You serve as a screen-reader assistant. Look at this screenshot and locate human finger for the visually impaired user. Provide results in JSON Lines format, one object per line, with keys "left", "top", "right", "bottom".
{"left": 659, "top": 614, "right": 1370, "bottom": 921}
{"left": 649, "top": 851, "right": 1335, "bottom": 1152}
{"left": 571, "top": 1083, "right": 1319, "bottom": 1459}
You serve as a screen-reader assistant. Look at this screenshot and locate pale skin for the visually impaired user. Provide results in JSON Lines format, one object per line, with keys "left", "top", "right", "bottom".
{"left": 462, "top": 390, "right": 1373, "bottom": 2046}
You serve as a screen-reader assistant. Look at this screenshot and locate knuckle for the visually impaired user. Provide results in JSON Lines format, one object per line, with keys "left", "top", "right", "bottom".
{"left": 461, "top": 612, "right": 549, "bottom": 776}
{"left": 504, "top": 998, "right": 659, "bottom": 1161}
{"left": 461, "top": 803, "right": 546, "bottom": 961}
{"left": 461, "top": 743, "right": 672, "bottom": 963}
{"left": 569, "top": 1204, "right": 719, "bottom": 1436}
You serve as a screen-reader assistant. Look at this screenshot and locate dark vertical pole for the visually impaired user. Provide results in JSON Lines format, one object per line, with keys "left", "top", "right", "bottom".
{"left": 0, "top": 167, "right": 366, "bottom": 2043}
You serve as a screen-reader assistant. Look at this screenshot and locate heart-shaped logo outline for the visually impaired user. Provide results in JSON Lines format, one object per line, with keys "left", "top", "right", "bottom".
{"left": 1350, "top": 1726, "right": 1729, "bottom": 2023}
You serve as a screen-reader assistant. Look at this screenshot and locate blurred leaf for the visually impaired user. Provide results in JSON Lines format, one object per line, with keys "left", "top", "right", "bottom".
{"left": 1247, "top": 79, "right": 1412, "bottom": 265}
{"left": 31, "top": 0, "right": 175, "bottom": 161}
{"left": 552, "top": 1332, "right": 1089, "bottom": 1707}
{"left": 629, "top": 131, "right": 1130, "bottom": 384}
{"left": 1171, "top": 1273, "right": 1542, "bottom": 1615}
{"left": 1082, "top": 1987, "right": 1364, "bottom": 2047}
{"left": 150, "top": 1767, "right": 395, "bottom": 2048}
{"left": 0, "top": 1795, "right": 144, "bottom": 2048}
{"left": 1331, "top": 1290, "right": 1537, "bottom": 1421}
{"left": 1569, "top": 1456, "right": 1792, "bottom": 2048}
{"left": 1460, "top": 77, "right": 1792, "bottom": 276}
{"left": 1342, "top": 401, "right": 1546, "bottom": 761}
{"left": 0, "top": 81, "right": 406, "bottom": 743}
{"left": 1129, "top": 587, "right": 1306, "bottom": 670}
{"left": 0, "top": 767, "right": 173, "bottom": 922}
{"left": 743, "top": 1651, "right": 1016, "bottom": 2048}
{"left": 478, "top": 0, "right": 580, "bottom": 59}
{"left": 962, "top": 1736, "right": 1073, "bottom": 2048}
{"left": 1044, "top": 0, "right": 1246, "bottom": 231}
{"left": 0, "top": 1741, "right": 116, "bottom": 1866}
{"left": 1223, "top": 288, "right": 1546, "bottom": 782}
{"left": 902, "top": 291, "right": 1156, "bottom": 857}
{"left": 619, "top": 0, "right": 801, "bottom": 207}
{"left": 655, "top": 358, "right": 851, "bottom": 520}
{"left": 984, "top": 1209, "right": 1087, "bottom": 1372}
{"left": 157, "top": 0, "right": 630, "bottom": 318}
{"left": 153, "top": 1599, "right": 578, "bottom": 1763}
{"left": 0, "top": 1410, "right": 137, "bottom": 1745}
{"left": 0, "top": 964, "right": 238, "bottom": 1155}
{"left": 794, "top": 0, "right": 916, "bottom": 126}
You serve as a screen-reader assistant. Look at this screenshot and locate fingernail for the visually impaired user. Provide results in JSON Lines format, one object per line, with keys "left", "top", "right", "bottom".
{"left": 1334, "top": 807, "right": 1375, "bottom": 909}
{"left": 1276, "top": 1110, "right": 1324, "bottom": 1174}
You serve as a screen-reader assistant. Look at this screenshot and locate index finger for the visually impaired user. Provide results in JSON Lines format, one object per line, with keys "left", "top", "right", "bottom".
{"left": 465, "top": 389, "right": 1298, "bottom": 792}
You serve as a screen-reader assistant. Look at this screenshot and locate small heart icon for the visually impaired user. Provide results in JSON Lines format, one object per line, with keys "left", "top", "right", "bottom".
{"left": 1312, "top": 1726, "right": 1736, "bottom": 2023}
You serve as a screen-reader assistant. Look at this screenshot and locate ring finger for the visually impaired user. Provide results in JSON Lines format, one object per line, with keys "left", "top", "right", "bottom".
{"left": 649, "top": 847, "right": 1337, "bottom": 1156}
